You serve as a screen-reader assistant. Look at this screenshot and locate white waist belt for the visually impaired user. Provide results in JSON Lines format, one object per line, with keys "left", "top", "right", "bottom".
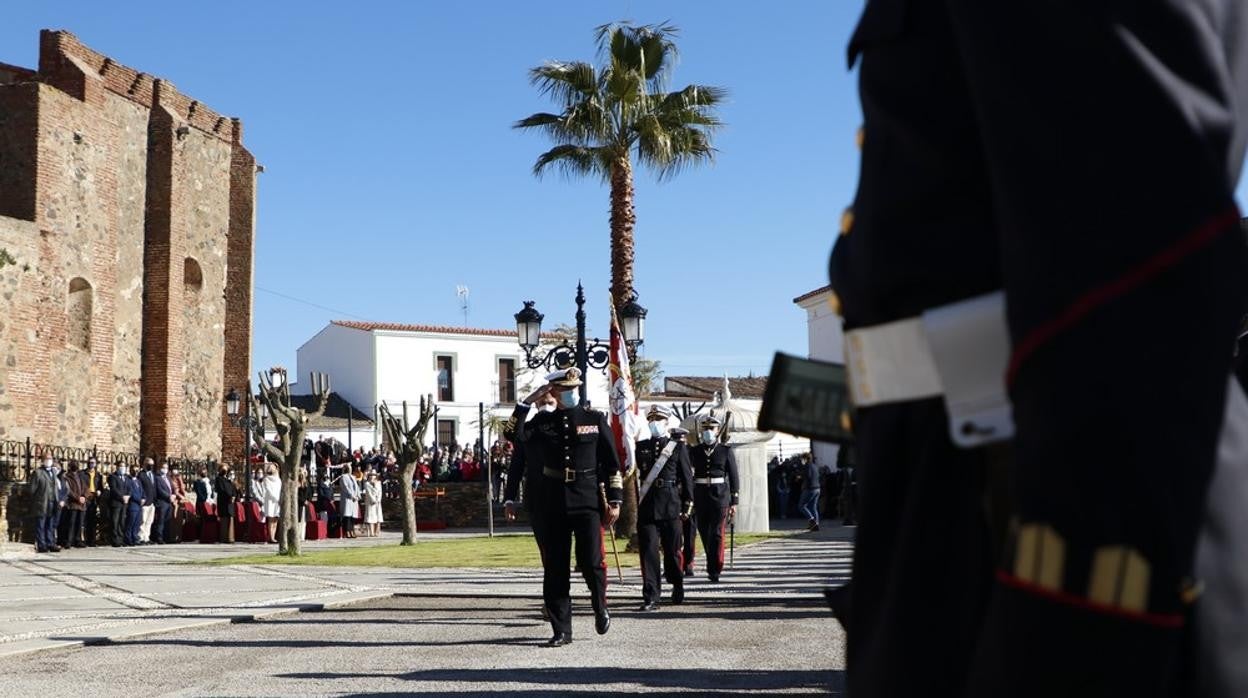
{"left": 694, "top": 477, "right": 725, "bottom": 485}
{"left": 844, "top": 291, "right": 1015, "bottom": 448}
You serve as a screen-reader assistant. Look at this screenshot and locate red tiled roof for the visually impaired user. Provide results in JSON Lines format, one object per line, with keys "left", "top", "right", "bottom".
{"left": 331, "top": 320, "right": 560, "bottom": 339}
{"left": 792, "top": 285, "right": 831, "bottom": 305}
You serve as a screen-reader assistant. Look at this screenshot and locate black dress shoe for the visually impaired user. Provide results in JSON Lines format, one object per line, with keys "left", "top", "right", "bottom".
{"left": 637, "top": 601, "right": 659, "bottom": 612}
{"left": 546, "top": 632, "right": 572, "bottom": 647}
{"left": 671, "top": 585, "right": 685, "bottom": 605}
{"left": 111, "top": 543, "right": 121, "bottom": 548}
{"left": 595, "top": 608, "right": 611, "bottom": 635}
{"left": 48, "top": 546, "right": 61, "bottom": 553}
{"left": 683, "top": 566, "right": 694, "bottom": 577}
{"left": 708, "top": 574, "right": 720, "bottom": 583}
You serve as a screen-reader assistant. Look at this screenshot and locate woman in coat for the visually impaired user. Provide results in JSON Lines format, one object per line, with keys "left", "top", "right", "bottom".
{"left": 338, "top": 466, "right": 361, "bottom": 538}
{"left": 261, "top": 463, "right": 282, "bottom": 544}
{"left": 362, "top": 471, "right": 383, "bottom": 537}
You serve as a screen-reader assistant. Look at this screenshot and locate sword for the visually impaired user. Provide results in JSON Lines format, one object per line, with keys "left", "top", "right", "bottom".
{"left": 600, "top": 483, "right": 624, "bottom": 583}
{"left": 729, "top": 508, "right": 736, "bottom": 570}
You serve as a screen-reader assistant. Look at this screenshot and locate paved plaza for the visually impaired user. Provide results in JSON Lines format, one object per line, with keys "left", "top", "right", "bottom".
{"left": 0, "top": 525, "right": 851, "bottom": 695}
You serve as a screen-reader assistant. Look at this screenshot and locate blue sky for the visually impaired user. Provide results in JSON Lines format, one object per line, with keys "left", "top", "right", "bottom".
{"left": 1, "top": 1, "right": 865, "bottom": 380}
{"left": 7, "top": 3, "right": 1247, "bottom": 382}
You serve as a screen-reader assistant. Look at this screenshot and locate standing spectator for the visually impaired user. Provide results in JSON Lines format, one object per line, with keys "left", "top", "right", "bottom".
{"left": 51, "top": 460, "right": 68, "bottom": 546}
{"left": 124, "top": 464, "right": 145, "bottom": 547}
{"left": 27, "top": 455, "right": 59, "bottom": 553}
{"left": 363, "top": 471, "right": 383, "bottom": 537}
{"left": 773, "top": 464, "right": 791, "bottom": 521}
{"left": 836, "top": 446, "right": 856, "bottom": 527}
{"left": 215, "top": 464, "right": 238, "bottom": 544}
{"left": 797, "top": 453, "right": 822, "bottom": 532}
{"left": 169, "top": 464, "right": 188, "bottom": 542}
{"left": 83, "top": 458, "right": 104, "bottom": 546}
{"left": 151, "top": 461, "right": 174, "bottom": 544}
{"left": 60, "top": 460, "right": 88, "bottom": 548}
{"left": 261, "top": 464, "right": 282, "bottom": 544}
{"left": 338, "top": 467, "right": 360, "bottom": 538}
{"left": 107, "top": 461, "right": 128, "bottom": 547}
{"left": 193, "top": 467, "right": 215, "bottom": 519}
{"left": 249, "top": 468, "right": 265, "bottom": 502}
{"left": 137, "top": 458, "right": 157, "bottom": 544}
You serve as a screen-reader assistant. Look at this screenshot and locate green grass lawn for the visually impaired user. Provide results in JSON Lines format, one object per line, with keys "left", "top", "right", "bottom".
{"left": 200, "top": 531, "right": 791, "bottom": 569}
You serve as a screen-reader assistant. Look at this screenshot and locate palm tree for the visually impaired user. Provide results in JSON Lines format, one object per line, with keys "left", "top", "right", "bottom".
{"left": 516, "top": 21, "right": 725, "bottom": 543}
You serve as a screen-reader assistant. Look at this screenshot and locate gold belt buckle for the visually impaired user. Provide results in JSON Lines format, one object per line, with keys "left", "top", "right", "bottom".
{"left": 564, "top": 468, "right": 575, "bottom": 483}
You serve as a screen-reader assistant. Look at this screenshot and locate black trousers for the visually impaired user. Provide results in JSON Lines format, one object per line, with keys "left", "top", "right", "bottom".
{"left": 84, "top": 501, "right": 99, "bottom": 545}
{"left": 60, "top": 509, "right": 84, "bottom": 547}
{"left": 108, "top": 500, "right": 126, "bottom": 544}
{"left": 152, "top": 501, "right": 172, "bottom": 543}
{"left": 693, "top": 490, "right": 728, "bottom": 579}
{"left": 681, "top": 514, "right": 697, "bottom": 571}
{"left": 638, "top": 517, "right": 683, "bottom": 603}
{"left": 539, "top": 506, "right": 606, "bottom": 636}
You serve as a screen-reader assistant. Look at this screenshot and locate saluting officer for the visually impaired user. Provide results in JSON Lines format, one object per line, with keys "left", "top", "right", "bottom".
{"left": 634, "top": 405, "right": 695, "bottom": 611}
{"left": 504, "top": 367, "right": 623, "bottom": 647}
{"left": 688, "top": 415, "right": 738, "bottom": 583}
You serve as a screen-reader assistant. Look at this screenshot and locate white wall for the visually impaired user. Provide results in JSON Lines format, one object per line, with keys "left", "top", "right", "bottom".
{"left": 796, "top": 289, "right": 846, "bottom": 470}
{"left": 294, "top": 324, "right": 377, "bottom": 409}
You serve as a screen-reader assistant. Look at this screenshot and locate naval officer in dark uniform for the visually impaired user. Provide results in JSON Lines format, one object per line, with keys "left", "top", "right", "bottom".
{"left": 689, "top": 415, "right": 738, "bottom": 583}
{"left": 834, "top": 2, "right": 1248, "bottom": 696}
{"left": 634, "top": 405, "right": 695, "bottom": 610}
{"left": 504, "top": 367, "right": 623, "bottom": 647}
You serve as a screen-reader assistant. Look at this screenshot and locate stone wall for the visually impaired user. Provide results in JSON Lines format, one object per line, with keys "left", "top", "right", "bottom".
{"left": 0, "top": 30, "right": 254, "bottom": 459}
{"left": 382, "top": 481, "right": 522, "bottom": 529}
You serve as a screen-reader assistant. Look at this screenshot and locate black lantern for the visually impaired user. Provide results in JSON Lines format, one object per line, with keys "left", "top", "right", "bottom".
{"left": 226, "top": 387, "right": 241, "bottom": 417}
{"left": 618, "top": 292, "right": 647, "bottom": 348}
{"left": 514, "top": 301, "right": 544, "bottom": 350}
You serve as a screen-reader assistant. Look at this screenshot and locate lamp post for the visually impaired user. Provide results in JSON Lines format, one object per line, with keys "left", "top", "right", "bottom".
{"left": 226, "top": 381, "right": 270, "bottom": 502}
{"left": 514, "top": 282, "right": 647, "bottom": 404}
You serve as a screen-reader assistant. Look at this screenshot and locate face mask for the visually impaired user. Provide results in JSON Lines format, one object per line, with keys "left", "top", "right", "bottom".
{"left": 700, "top": 430, "right": 716, "bottom": 446}
{"left": 558, "top": 391, "right": 578, "bottom": 409}
{"left": 160, "top": 468, "right": 168, "bottom": 475}
{"left": 649, "top": 422, "right": 664, "bottom": 438}
{"left": 43, "top": 459, "right": 53, "bottom": 469}
{"left": 538, "top": 403, "right": 556, "bottom": 413}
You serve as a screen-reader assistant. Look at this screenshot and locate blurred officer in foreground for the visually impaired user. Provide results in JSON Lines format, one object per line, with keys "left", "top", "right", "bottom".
{"left": 688, "top": 415, "right": 739, "bottom": 583}
{"left": 634, "top": 405, "right": 694, "bottom": 610}
{"left": 833, "top": 2, "right": 1248, "bottom": 696}
{"left": 504, "top": 368, "right": 623, "bottom": 647}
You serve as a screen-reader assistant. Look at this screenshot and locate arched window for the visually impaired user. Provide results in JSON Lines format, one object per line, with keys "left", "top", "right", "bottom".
{"left": 67, "top": 277, "right": 92, "bottom": 351}
{"left": 183, "top": 257, "right": 203, "bottom": 295}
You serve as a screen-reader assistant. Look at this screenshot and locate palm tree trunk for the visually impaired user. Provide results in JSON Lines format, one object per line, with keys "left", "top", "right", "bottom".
{"left": 609, "top": 155, "right": 640, "bottom": 549}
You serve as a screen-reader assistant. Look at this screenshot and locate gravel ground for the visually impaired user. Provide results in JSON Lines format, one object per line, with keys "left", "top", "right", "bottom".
{"left": 0, "top": 595, "right": 845, "bottom": 696}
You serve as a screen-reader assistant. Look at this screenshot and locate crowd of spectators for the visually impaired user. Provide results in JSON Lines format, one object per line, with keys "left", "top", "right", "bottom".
{"left": 768, "top": 447, "right": 857, "bottom": 529}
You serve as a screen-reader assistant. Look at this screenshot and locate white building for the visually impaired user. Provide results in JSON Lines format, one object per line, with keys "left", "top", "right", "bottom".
{"left": 793, "top": 285, "right": 847, "bottom": 469}
{"left": 291, "top": 320, "right": 610, "bottom": 450}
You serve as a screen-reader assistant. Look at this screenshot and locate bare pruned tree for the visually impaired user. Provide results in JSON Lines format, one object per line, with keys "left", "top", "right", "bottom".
{"left": 378, "top": 396, "right": 435, "bottom": 546}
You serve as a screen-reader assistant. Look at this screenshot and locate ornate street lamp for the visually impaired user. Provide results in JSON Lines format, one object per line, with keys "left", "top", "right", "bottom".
{"left": 513, "top": 283, "right": 647, "bottom": 404}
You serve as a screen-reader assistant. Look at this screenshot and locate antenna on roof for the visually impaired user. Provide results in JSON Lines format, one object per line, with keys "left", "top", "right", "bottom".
{"left": 456, "top": 285, "right": 470, "bottom": 327}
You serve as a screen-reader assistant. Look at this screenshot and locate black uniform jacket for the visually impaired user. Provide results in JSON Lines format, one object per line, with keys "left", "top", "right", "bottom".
{"left": 635, "top": 434, "right": 694, "bottom": 523}
{"left": 504, "top": 403, "right": 623, "bottom": 512}
{"left": 503, "top": 440, "right": 536, "bottom": 507}
{"left": 689, "top": 443, "right": 739, "bottom": 508}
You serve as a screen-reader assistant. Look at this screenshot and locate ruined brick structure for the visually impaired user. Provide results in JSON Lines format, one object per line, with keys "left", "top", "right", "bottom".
{"left": 0, "top": 30, "right": 255, "bottom": 461}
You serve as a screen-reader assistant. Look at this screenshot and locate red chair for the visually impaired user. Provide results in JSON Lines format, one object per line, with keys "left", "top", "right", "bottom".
{"left": 198, "top": 502, "right": 218, "bottom": 543}
{"left": 246, "top": 501, "right": 267, "bottom": 543}
{"left": 304, "top": 502, "right": 327, "bottom": 540}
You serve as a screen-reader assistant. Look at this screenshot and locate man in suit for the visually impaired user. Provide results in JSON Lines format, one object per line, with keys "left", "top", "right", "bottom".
{"left": 835, "top": 3, "right": 1248, "bottom": 695}
{"left": 689, "top": 415, "right": 739, "bottom": 583}
{"left": 60, "top": 460, "right": 88, "bottom": 548}
{"left": 633, "top": 405, "right": 694, "bottom": 610}
{"left": 51, "top": 460, "right": 68, "bottom": 546}
{"left": 82, "top": 458, "right": 104, "bottom": 546}
{"left": 503, "top": 367, "right": 622, "bottom": 647}
{"left": 27, "top": 455, "right": 59, "bottom": 553}
{"left": 151, "top": 461, "right": 174, "bottom": 544}
{"left": 137, "top": 458, "right": 157, "bottom": 544}
{"left": 215, "top": 464, "right": 238, "bottom": 544}
{"left": 124, "top": 464, "right": 144, "bottom": 547}
{"left": 107, "top": 461, "right": 129, "bottom": 547}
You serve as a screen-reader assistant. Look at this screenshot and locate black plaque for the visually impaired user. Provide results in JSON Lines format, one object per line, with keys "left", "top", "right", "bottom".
{"left": 758, "top": 352, "right": 853, "bottom": 444}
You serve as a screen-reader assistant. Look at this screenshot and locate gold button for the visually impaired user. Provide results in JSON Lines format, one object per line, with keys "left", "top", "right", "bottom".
{"left": 856, "top": 126, "right": 864, "bottom": 150}
{"left": 828, "top": 291, "right": 842, "bottom": 316}
{"left": 840, "top": 207, "right": 854, "bottom": 237}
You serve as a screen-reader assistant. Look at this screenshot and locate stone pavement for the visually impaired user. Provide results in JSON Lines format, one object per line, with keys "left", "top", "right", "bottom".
{"left": 0, "top": 521, "right": 853, "bottom": 660}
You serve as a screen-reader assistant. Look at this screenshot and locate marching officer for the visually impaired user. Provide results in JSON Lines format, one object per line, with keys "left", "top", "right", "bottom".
{"left": 835, "top": 2, "right": 1248, "bottom": 695}
{"left": 634, "top": 405, "right": 694, "bottom": 610}
{"left": 504, "top": 367, "right": 623, "bottom": 647}
{"left": 688, "top": 415, "right": 739, "bottom": 583}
